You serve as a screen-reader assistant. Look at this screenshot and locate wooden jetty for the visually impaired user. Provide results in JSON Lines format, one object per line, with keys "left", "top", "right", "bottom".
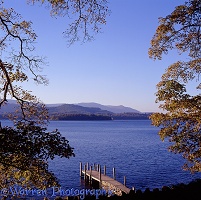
{"left": 80, "top": 162, "right": 131, "bottom": 196}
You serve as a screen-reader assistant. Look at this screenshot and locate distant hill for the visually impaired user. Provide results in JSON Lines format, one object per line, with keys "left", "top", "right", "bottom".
{"left": 48, "top": 104, "right": 112, "bottom": 115}
{"left": 76, "top": 102, "right": 141, "bottom": 113}
{"left": 0, "top": 101, "right": 113, "bottom": 116}
{"left": 0, "top": 100, "right": 150, "bottom": 120}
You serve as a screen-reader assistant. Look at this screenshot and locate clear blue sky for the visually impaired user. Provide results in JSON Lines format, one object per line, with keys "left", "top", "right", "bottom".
{"left": 4, "top": 0, "right": 187, "bottom": 112}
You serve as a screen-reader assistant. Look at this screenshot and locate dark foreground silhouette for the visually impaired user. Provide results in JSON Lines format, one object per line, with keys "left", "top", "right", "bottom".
{"left": 52, "top": 178, "right": 201, "bottom": 200}
{"left": 1, "top": 179, "right": 200, "bottom": 200}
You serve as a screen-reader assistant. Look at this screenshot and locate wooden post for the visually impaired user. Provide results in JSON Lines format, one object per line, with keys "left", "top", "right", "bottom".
{"left": 124, "top": 176, "right": 126, "bottom": 186}
{"left": 97, "top": 164, "right": 100, "bottom": 172}
{"left": 89, "top": 166, "right": 92, "bottom": 185}
{"left": 86, "top": 162, "right": 89, "bottom": 170}
{"left": 80, "top": 162, "right": 82, "bottom": 177}
{"left": 113, "top": 167, "right": 116, "bottom": 180}
{"left": 84, "top": 164, "right": 86, "bottom": 181}
{"left": 104, "top": 165, "right": 106, "bottom": 175}
{"left": 99, "top": 165, "right": 102, "bottom": 188}
{"left": 94, "top": 163, "right": 96, "bottom": 171}
{"left": 80, "top": 162, "right": 82, "bottom": 186}
{"left": 99, "top": 165, "right": 101, "bottom": 179}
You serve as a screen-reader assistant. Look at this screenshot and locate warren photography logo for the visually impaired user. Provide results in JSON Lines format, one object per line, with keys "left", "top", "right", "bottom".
{"left": 0, "top": 185, "right": 115, "bottom": 199}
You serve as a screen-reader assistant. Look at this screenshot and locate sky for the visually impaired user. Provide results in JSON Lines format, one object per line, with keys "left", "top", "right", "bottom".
{"left": 3, "top": 0, "right": 188, "bottom": 112}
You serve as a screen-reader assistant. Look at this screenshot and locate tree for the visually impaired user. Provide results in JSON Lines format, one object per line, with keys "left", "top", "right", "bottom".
{"left": 0, "top": 122, "right": 74, "bottom": 189}
{"left": 0, "top": 0, "right": 109, "bottom": 193}
{"left": 149, "top": 0, "right": 201, "bottom": 172}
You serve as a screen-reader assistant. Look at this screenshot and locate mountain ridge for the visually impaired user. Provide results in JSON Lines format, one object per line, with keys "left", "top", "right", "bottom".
{"left": 2, "top": 99, "right": 141, "bottom": 113}
{"left": 47, "top": 103, "right": 113, "bottom": 115}
{"left": 0, "top": 100, "right": 141, "bottom": 114}
{"left": 76, "top": 102, "right": 141, "bottom": 113}
{"left": 0, "top": 100, "right": 151, "bottom": 120}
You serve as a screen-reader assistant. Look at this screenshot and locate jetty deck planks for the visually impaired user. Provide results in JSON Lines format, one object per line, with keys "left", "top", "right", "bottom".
{"left": 82, "top": 170, "right": 130, "bottom": 194}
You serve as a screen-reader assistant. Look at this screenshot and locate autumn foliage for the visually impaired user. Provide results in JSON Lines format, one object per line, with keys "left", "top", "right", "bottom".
{"left": 149, "top": 0, "right": 201, "bottom": 172}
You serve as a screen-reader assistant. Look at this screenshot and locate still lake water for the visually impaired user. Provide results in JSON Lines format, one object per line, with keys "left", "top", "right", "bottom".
{"left": 2, "top": 120, "right": 201, "bottom": 191}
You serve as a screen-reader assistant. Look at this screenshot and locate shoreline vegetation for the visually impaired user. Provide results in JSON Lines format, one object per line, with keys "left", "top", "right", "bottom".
{"left": 102, "top": 178, "right": 201, "bottom": 200}
{"left": 0, "top": 113, "right": 151, "bottom": 121}
{"left": 50, "top": 113, "right": 151, "bottom": 121}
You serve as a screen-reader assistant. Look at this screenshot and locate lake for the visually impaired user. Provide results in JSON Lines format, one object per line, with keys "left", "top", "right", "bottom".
{"left": 1, "top": 119, "right": 201, "bottom": 191}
